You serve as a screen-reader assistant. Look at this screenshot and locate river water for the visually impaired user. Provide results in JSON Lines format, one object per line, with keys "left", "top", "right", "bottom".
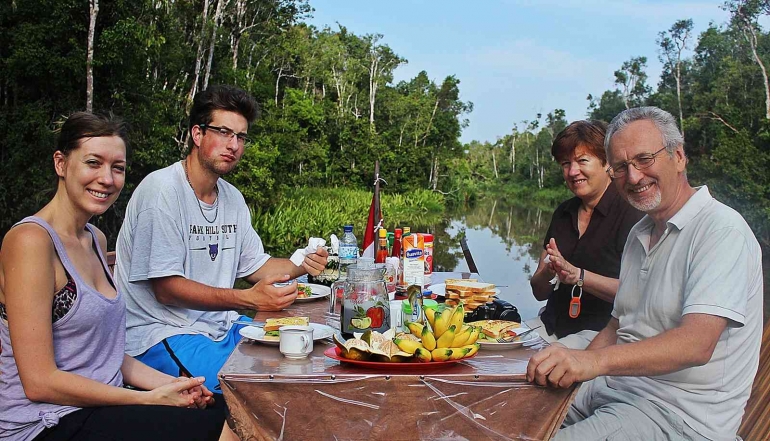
{"left": 429, "top": 198, "right": 770, "bottom": 323}
{"left": 428, "top": 200, "right": 552, "bottom": 321}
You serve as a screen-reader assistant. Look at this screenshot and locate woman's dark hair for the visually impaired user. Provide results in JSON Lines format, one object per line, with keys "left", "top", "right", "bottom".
{"left": 57, "top": 111, "right": 129, "bottom": 156}
{"left": 187, "top": 85, "right": 259, "bottom": 150}
{"left": 551, "top": 120, "right": 608, "bottom": 165}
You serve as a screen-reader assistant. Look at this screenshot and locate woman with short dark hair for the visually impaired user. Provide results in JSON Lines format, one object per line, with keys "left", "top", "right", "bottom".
{"left": 528, "top": 120, "right": 643, "bottom": 349}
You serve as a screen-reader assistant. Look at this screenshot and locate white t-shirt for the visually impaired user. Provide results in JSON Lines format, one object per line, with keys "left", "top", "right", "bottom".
{"left": 609, "top": 186, "right": 763, "bottom": 441}
{"left": 116, "top": 162, "right": 270, "bottom": 356}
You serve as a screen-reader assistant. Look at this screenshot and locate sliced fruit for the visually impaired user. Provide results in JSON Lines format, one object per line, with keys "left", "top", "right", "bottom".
{"left": 351, "top": 317, "right": 372, "bottom": 329}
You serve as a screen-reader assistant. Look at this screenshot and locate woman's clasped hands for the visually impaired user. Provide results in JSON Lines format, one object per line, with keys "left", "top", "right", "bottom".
{"left": 146, "top": 376, "right": 214, "bottom": 409}
{"left": 545, "top": 238, "right": 582, "bottom": 285}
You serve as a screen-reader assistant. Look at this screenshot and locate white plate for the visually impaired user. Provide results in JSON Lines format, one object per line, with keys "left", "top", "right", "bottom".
{"left": 477, "top": 327, "right": 540, "bottom": 350}
{"left": 293, "top": 283, "right": 331, "bottom": 303}
{"left": 428, "top": 283, "right": 501, "bottom": 298}
{"left": 239, "top": 322, "right": 336, "bottom": 345}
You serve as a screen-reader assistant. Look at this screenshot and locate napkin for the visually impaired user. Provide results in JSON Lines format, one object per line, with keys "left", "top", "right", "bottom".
{"left": 543, "top": 254, "right": 561, "bottom": 290}
{"left": 290, "top": 237, "right": 327, "bottom": 266}
{"left": 329, "top": 234, "right": 339, "bottom": 255}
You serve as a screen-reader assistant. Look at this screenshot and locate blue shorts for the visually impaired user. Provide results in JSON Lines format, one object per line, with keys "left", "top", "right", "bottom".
{"left": 135, "top": 316, "right": 249, "bottom": 393}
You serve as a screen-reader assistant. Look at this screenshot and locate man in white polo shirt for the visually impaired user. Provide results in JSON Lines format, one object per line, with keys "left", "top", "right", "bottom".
{"left": 527, "top": 106, "right": 763, "bottom": 441}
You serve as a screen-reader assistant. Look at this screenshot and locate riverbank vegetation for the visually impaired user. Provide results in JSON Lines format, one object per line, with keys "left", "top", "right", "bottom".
{"left": 1, "top": 0, "right": 769, "bottom": 257}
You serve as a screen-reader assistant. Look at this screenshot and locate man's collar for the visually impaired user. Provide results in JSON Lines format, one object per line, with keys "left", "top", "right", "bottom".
{"left": 666, "top": 186, "right": 712, "bottom": 231}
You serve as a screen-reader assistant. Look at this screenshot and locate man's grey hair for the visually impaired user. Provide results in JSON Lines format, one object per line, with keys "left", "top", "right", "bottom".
{"left": 604, "top": 106, "right": 684, "bottom": 157}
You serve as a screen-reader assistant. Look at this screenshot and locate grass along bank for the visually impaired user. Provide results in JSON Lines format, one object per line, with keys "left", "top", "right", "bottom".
{"left": 251, "top": 187, "right": 445, "bottom": 256}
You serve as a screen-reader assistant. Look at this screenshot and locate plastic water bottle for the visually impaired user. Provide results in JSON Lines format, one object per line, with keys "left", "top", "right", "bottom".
{"left": 339, "top": 225, "right": 358, "bottom": 280}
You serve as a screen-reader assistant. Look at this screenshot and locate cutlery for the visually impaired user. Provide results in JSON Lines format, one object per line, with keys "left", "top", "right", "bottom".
{"left": 233, "top": 320, "right": 266, "bottom": 327}
{"left": 496, "top": 325, "right": 542, "bottom": 343}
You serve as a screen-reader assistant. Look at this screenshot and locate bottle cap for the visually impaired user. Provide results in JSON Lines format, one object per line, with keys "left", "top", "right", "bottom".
{"left": 378, "top": 228, "right": 387, "bottom": 238}
{"left": 422, "top": 289, "right": 433, "bottom": 299}
{"left": 344, "top": 225, "right": 353, "bottom": 233}
{"left": 422, "top": 233, "right": 433, "bottom": 242}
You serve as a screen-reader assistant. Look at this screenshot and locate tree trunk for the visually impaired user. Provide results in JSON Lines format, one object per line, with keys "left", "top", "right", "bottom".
{"left": 203, "top": 0, "right": 224, "bottom": 91}
{"left": 675, "top": 62, "right": 684, "bottom": 140}
{"left": 492, "top": 149, "right": 498, "bottom": 179}
{"left": 743, "top": 25, "right": 770, "bottom": 119}
{"left": 186, "top": 0, "right": 210, "bottom": 110}
{"left": 369, "top": 55, "right": 378, "bottom": 127}
{"left": 86, "top": 0, "right": 99, "bottom": 112}
{"left": 510, "top": 135, "right": 516, "bottom": 174}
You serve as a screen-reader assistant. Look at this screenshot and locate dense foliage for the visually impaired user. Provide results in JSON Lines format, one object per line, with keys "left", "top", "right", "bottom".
{"left": 2, "top": 0, "right": 769, "bottom": 255}
{"left": 0, "top": 0, "right": 470, "bottom": 242}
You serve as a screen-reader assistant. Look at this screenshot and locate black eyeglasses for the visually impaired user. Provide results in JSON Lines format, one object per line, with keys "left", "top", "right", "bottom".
{"left": 199, "top": 124, "right": 249, "bottom": 146}
{"left": 606, "top": 147, "right": 668, "bottom": 178}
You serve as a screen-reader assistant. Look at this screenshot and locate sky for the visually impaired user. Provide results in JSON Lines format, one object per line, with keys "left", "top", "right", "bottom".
{"left": 306, "top": 0, "right": 733, "bottom": 144}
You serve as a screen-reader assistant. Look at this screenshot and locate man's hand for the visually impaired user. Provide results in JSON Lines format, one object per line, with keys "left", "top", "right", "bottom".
{"left": 248, "top": 273, "right": 298, "bottom": 311}
{"left": 546, "top": 238, "right": 580, "bottom": 285}
{"left": 302, "top": 246, "right": 329, "bottom": 276}
{"left": 526, "top": 345, "right": 601, "bottom": 388}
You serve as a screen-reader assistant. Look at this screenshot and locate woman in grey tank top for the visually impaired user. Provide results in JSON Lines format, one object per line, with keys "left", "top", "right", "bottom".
{"left": 0, "top": 112, "right": 236, "bottom": 441}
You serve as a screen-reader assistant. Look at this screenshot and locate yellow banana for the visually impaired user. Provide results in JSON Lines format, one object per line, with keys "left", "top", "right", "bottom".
{"left": 450, "top": 302, "right": 465, "bottom": 330}
{"left": 392, "top": 338, "right": 423, "bottom": 355}
{"left": 433, "top": 310, "right": 449, "bottom": 338}
{"left": 421, "top": 326, "right": 437, "bottom": 351}
{"left": 451, "top": 325, "right": 473, "bottom": 347}
{"left": 413, "top": 347, "right": 432, "bottom": 362}
{"left": 465, "top": 326, "right": 482, "bottom": 345}
{"left": 406, "top": 322, "right": 424, "bottom": 338}
{"left": 462, "top": 343, "right": 480, "bottom": 358}
{"left": 424, "top": 307, "right": 436, "bottom": 328}
{"left": 436, "top": 324, "right": 456, "bottom": 348}
{"left": 431, "top": 348, "right": 453, "bottom": 362}
{"left": 449, "top": 347, "right": 471, "bottom": 360}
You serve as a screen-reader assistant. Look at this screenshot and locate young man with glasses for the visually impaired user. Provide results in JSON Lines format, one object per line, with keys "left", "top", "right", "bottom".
{"left": 527, "top": 107, "right": 763, "bottom": 441}
{"left": 115, "top": 85, "right": 328, "bottom": 394}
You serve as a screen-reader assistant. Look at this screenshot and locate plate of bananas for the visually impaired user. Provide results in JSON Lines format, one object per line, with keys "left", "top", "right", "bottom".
{"left": 327, "top": 302, "right": 482, "bottom": 366}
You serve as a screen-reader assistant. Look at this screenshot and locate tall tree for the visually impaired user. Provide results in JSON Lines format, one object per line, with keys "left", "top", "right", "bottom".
{"left": 86, "top": 0, "right": 98, "bottom": 112}
{"left": 614, "top": 56, "right": 651, "bottom": 109}
{"left": 725, "top": 0, "right": 770, "bottom": 119}
{"left": 658, "top": 19, "right": 693, "bottom": 137}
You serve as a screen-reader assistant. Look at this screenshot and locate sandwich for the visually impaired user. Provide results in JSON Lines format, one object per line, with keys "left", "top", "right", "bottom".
{"left": 467, "top": 319, "right": 521, "bottom": 341}
{"left": 263, "top": 316, "right": 310, "bottom": 340}
{"left": 297, "top": 283, "right": 313, "bottom": 299}
{"left": 445, "top": 281, "right": 495, "bottom": 309}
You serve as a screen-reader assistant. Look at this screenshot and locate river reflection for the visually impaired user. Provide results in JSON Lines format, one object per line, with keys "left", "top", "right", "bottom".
{"left": 428, "top": 199, "right": 770, "bottom": 323}
{"left": 424, "top": 199, "right": 553, "bottom": 321}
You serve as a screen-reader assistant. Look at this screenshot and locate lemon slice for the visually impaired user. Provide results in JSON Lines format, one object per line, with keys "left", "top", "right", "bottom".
{"left": 351, "top": 317, "right": 372, "bottom": 329}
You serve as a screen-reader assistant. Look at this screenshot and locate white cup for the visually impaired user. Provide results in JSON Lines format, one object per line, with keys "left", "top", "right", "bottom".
{"left": 279, "top": 325, "right": 313, "bottom": 359}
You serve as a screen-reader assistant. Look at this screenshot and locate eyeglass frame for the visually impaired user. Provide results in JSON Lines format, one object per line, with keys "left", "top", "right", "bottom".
{"left": 198, "top": 124, "right": 250, "bottom": 145}
{"left": 606, "top": 146, "right": 669, "bottom": 179}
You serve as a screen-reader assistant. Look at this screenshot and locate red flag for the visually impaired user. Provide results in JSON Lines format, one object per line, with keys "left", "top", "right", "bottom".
{"left": 362, "top": 161, "right": 383, "bottom": 258}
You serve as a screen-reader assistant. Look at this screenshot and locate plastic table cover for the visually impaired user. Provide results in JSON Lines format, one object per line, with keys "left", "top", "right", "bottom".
{"left": 219, "top": 272, "right": 578, "bottom": 441}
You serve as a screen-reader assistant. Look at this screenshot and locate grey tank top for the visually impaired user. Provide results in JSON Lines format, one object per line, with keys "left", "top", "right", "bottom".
{"left": 0, "top": 217, "right": 126, "bottom": 441}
